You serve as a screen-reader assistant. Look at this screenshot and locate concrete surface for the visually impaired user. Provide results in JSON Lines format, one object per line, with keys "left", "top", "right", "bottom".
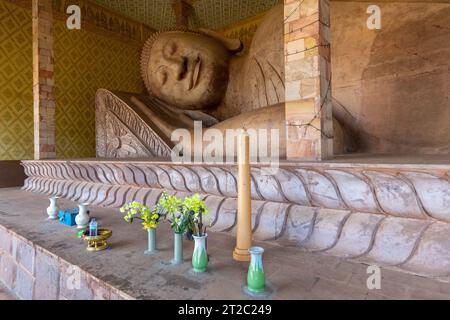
{"left": 0, "top": 282, "right": 16, "bottom": 300}
{"left": 1, "top": 187, "right": 450, "bottom": 299}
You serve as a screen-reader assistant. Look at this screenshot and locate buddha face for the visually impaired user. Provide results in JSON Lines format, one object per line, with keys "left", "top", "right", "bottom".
{"left": 145, "top": 31, "right": 231, "bottom": 110}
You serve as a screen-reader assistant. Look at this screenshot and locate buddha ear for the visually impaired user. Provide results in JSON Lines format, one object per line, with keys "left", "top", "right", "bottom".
{"left": 198, "top": 28, "right": 243, "bottom": 53}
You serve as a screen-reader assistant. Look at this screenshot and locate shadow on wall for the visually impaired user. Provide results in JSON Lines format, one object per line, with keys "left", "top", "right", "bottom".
{"left": 0, "top": 161, "right": 26, "bottom": 188}
{"left": 334, "top": 5, "right": 450, "bottom": 155}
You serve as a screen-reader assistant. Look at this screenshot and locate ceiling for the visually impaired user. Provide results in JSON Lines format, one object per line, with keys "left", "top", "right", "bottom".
{"left": 94, "top": 0, "right": 279, "bottom": 30}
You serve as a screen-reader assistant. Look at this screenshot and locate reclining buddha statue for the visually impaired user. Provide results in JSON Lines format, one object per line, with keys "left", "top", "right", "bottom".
{"left": 96, "top": 4, "right": 348, "bottom": 159}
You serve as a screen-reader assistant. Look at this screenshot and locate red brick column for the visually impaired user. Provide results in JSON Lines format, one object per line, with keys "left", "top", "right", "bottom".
{"left": 32, "top": 0, "right": 55, "bottom": 160}
{"left": 284, "top": 0, "right": 333, "bottom": 160}
{"left": 172, "top": 0, "right": 193, "bottom": 28}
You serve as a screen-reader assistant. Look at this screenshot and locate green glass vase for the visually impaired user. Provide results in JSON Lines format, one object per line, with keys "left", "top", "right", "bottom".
{"left": 192, "top": 234, "right": 208, "bottom": 273}
{"left": 247, "top": 246, "right": 265, "bottom": 293}
{"left": 173, "top": 232, "right": 183, "bottom": 265}
{"left": 144, "top": 228, "right": 156, "bottom": 255}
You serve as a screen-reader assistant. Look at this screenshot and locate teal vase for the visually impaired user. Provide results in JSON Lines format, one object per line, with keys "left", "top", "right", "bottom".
{"left": 192, "top": 234, "right": 208, "bottom": 273}
{"left": 144, "top": 228, "right": 156, "bottom": 255}
{"left": 173, "top": 232, "right": 183, "bottom": 265}
{"left": 247, "top": 247, "right": 265, "bottom": 293}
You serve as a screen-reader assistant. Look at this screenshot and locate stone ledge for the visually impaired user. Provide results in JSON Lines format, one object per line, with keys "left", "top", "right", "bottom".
{"left": 2, "top": 188, "right": 450, "bottom": 299}
{"left": 0, "top": 224, "right": 132, "bottom": 300}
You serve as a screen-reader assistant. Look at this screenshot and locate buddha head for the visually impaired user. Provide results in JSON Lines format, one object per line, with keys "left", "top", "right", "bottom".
{"left": 141, "top": 28, "right": 242, "bottom": 110}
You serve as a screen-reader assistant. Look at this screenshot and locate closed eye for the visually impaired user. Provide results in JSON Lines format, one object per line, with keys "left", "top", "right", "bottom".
{"left": 159, "top": 70, "right": 168, "bottom": 85}
{"left": 156, "top": 66, "right": 168, "bottom": 85}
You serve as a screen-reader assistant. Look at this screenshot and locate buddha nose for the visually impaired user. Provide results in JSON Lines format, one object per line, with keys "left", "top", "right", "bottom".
{"left": 164, "top": 55, "right": 188, "bottom": 81}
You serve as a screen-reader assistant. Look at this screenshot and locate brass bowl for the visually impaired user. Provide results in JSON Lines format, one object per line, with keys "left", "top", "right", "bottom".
{"left": 83, "top": 228, "right": 112, "bottom": 251}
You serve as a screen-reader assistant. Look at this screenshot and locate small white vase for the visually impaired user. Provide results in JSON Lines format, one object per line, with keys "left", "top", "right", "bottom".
{"left": 75, "top": 203, "right": 90, "bottom": 229}
{"left": 47, "top": 197, "right": 59, "bottom": 220}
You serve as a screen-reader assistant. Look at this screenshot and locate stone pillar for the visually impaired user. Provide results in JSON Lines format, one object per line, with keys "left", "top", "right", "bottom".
{"left": 173, "top": 0, "right": 193, "bottom": 28}
{"left": 32, "top": 0, "right": 56, "bottom": 160}
{"left": 284, "top": 0, "right": 332, "bottom": 160}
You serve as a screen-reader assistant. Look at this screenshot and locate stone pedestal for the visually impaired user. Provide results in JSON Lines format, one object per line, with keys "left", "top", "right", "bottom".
{"left": 20, "top": 159, "right": 450, "bottom": 278}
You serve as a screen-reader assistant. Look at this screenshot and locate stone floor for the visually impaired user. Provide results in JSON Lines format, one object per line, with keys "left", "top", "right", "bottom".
{"left": 1, "top": 187, "right": 450, "bottom": 299}
{"left": 0, "top": 282, "right": 16, "bottom": 300}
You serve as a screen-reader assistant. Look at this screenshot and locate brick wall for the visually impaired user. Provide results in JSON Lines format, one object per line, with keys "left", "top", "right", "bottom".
{"left": 32, "top": 0, "right": 56, "bottom": 159}
{"left": 284, "top": 0, "right": 333, "bottom": 160}
{"left": 0, "top": 224, "right": 132, "bottom": 300}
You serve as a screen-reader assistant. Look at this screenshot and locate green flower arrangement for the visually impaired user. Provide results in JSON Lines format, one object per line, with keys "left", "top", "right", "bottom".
{"left": 120, "top": 201, "right": 163, "bottom": 231}
{"left": 184, "top": 194, "right": 209, "bottom": 237}
{"left": 120, "top": 194, "right": 210, "bottom": 237}
{"left": 157, "top": 193, "right": 189, "bottom": 234}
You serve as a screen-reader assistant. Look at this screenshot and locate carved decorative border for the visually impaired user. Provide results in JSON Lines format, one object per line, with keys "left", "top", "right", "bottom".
{"left": 95, "top": 89, "right": 172, "bottom": 158}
